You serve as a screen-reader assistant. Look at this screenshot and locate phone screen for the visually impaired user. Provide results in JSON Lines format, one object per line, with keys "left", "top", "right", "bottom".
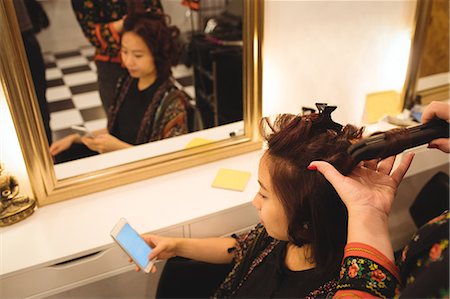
{"left": 116, "top": 223, "right": 152, "bottom": 268}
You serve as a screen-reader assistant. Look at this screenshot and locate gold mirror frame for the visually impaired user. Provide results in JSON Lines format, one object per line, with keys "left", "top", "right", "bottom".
{"left": 0, "top": 0, "right": 263, "bottom": 206}
{"left": 402, "top": 0, "right": 433, "bottom": 109}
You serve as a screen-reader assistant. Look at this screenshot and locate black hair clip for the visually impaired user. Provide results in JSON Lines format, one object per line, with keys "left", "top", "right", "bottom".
{"left": 313, "top": 103, "right": 343, "bottom": 132}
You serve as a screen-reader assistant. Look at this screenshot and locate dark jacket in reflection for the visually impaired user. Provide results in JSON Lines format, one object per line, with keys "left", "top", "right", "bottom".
{"left": 108, "top": 75, "right": 188, "bottom": 145}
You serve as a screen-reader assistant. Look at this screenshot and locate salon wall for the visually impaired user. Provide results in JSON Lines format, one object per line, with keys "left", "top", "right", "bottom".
{"left": 0, "top": 84, "right": 33, "bottom": 197}
{"left": 262, "top": 1, "right": 416, "bottom": 125}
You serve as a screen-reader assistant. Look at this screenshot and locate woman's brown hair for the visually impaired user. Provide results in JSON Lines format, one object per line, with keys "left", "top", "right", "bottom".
{"left": 123, "top": 1, "right": 181, "bottom": 81}
{"left": 260, "top": 112, "right": 363, "bottom": 279}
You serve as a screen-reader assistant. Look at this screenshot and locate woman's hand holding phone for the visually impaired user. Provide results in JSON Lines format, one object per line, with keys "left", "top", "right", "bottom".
{"left": 130, "top": 234, "right": 179, "bottom": 273}
{"left": 70, "top": 125, "right": 95, "bottom": 138}
{"left": 82, "top": 133, "right": 132, "bottom": 153}
{"left": 111, "top": 218, "right": 156, "bottom": 273}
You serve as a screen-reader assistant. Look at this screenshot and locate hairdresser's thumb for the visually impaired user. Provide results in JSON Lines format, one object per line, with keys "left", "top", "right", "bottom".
{"left": 308, "top": 161, "right": 345, "bottom": 188}
{"left": 428, "top": 139, "right": 450, "bottom": 153}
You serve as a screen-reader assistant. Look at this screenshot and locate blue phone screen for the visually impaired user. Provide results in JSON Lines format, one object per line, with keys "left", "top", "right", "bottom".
{"left": 116, "top": 223, "right": 152, "bottom": 268}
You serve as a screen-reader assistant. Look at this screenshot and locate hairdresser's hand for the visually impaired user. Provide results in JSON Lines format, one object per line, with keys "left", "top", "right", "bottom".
{"left": 112, "top": 16, "right": 125, "bottom": 32}
{"left": 310, "top": 153, "right": 414, "bottom": 218}
{"left": 129, "top": 234, "right": 179, "bottom": 273}
{"left": 309, "top": 153, "right": 414, "bottom": 260}
{"left": 49, "top": 134, "right": 79, "bottom": 157}
{"left": 81, "top": 133, "right": 132, "bottom": 154}
{"left": 421, "top": 101, "right": 450, "bottom": 153}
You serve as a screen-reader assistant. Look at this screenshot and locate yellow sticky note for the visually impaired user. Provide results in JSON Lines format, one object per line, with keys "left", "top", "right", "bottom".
{"left": 363, "top": 90, "right": 402, "bottom": 123}
{"left": 185, "top": 137, "right": 214, "bottom": 149}
{"left": 211, "top": 168, "right": 251, "bottom": 192}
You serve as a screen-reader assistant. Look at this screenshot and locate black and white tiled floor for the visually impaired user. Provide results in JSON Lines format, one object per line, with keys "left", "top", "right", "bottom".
{"left": 44, "top": 45, "right": 195, "bottom": 142}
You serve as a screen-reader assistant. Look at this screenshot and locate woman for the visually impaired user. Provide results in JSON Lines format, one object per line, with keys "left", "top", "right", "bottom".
{"left": 310, "top": 101, "right": 449, "bottom": 298}
{"left": 132, "top": 108, "right": 364, "bottom": 297}
{"left": 49, "top": 9, "right": 189, "bottom": 163}
{"left": 71, "top": 0, "right": 163, "bottom": 111}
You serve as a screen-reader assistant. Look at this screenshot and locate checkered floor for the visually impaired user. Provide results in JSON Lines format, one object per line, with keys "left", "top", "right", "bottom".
{"left": 44, "top": 45, "right": 195, "bottom": 142}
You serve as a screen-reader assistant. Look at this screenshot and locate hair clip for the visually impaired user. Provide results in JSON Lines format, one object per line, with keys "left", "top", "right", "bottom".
{"left": 313, "top": 103, "right": 343, "bottom": 132}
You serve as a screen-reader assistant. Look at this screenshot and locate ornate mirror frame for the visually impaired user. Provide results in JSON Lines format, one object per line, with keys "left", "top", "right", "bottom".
{"left": 0, "top": 0, "right": 263, "bottom": 206}
{"left": 402, "top": 0, "right": 433, "bottom": 109}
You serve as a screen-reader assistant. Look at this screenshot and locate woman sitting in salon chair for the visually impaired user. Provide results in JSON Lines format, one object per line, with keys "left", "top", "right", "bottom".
{"left": 50, "top": 6, "right": 192, "bottom": 163}
{"left": 132, "top": 104, "right": 365, "bottom": 298}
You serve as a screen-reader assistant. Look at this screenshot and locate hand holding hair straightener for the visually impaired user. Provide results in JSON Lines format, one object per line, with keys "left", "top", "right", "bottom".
{"left": 348, "top": 115, "right": 449, "bottom": 166}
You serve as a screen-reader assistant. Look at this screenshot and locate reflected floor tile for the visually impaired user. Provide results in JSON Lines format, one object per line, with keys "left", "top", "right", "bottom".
{"left": 80, "top": 106, "right": 107, "bottom": 122}
{"left": 172, "top": 64, "right": 193, "bottom": 78}
{"left": 46, "top": 67, "right": 63, "bottom": 80}
{"left": 50, "top": 109, "right": 83, "bottom": 130}
{"left": 176, "top": 75, "right": 193, "bottom": 87}
{"left": 63, "top": 71, "right": 97, "bottom": 87}
{"left": 45, "top": 61, "right": 57, "bottom": 69}
{"left": 70, "top": 82, "right": 99, "bottom": 95}
{"left": 46, "top": 85, "right": 72, "bottom": 102}
{"left": 54, "top": 50, "right": 81, "bottom": 59}
{"left": 48, "top": 99, "right": 75, "bottom": 113}
{"left": 62, "top": 65, "right": 92, "bottom": 75}
{"left": 47, "top": 78, "right": 65, "bottom": 88}
{"left": 56, "top": 56, "right": 89, "bottom": 69}
{"left": 84, "top": 118, "right": 107, "bottom": 131}
{"left": 89, "top": 61, "right": 97, "bottom": 72}
{"left": 43, "top": 53, "right": 55, "bottom": 63}
{"left": 72, "top": 91, "right": 102, "bottom": 110}
{"left": 184, "top": 86, "right": 196, "bottom": 99}
{"left": 80, "top": 46, "right": 95, "bottom": 57}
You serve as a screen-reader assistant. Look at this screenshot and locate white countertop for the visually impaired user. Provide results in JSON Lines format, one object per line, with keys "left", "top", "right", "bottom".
{"left": 0, "top": 150, "right": 263, "bottom": 279}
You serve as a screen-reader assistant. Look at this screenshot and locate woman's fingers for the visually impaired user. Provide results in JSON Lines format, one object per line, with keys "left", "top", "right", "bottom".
{"left": 391, "top": 152, "right": 414, "bottom": 186}
{"left": 377, "top": 156, "right": 396, "bottom": 175}
{"left": 429, "top": 139, "right": 450, "bottom": 153}
{"left": 308, "top": 161, "right": 345, "bottom": 188}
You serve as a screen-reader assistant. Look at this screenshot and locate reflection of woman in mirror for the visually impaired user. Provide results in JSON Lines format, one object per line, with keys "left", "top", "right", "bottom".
{"left": 71, "top": 0, "right": 163, "bottom": 111}
{"left": 131, "top": 112, "right": 364, "bottom": 298}
{"left": 50, "top": 6, "right": 189, "bottom": 164}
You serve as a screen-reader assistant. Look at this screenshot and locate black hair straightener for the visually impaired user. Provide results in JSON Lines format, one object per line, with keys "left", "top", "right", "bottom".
{"left": 348, "top": 117, "right": 449, "bottom": 166}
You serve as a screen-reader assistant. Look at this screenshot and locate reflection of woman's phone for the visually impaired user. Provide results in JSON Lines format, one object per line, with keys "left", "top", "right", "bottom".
{"left": 71, "top": 125, "right": 94, "bottom": 138}
{"left": 110, "top": 218, "right": 154, "bottom": 273}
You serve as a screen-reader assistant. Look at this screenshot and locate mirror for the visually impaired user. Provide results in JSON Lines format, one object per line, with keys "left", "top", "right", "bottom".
{"left": 0, "top": 0, "right": 263, "bottom": 206}
{"left": 403, "top": 0, "right": 449, "bottom": 109}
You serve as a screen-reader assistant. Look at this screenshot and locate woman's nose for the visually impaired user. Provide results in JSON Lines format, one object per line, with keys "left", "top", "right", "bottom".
{"left": 123, "top": 56, "right": 133, "bottom": 67}
{"left": 252, "top": 194, "right": 259, "bottom": 209}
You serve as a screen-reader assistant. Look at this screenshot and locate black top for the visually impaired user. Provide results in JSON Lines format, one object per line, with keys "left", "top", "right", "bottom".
{"left": 234, "top": 242, "right": 330, "bottom": 298}
{"left": 110, "top": 78, "right": 161, "bottom": 144}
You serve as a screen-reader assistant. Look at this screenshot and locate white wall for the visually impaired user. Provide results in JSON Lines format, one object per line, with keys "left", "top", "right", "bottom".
{"left": 263, "top": 0, "right": 416, "bottom": 125}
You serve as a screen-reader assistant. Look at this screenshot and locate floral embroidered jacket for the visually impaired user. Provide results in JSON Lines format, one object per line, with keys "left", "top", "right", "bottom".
{"left": 335, "top": 212, "right": 449, "bottom": 298}
{"left": 71, "top": 0, "right": 162, "bottom": 63}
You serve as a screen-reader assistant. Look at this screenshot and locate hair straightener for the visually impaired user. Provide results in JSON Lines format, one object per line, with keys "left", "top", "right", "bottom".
{"left": 348, "top": 117, "right": 449, "bottom": 166}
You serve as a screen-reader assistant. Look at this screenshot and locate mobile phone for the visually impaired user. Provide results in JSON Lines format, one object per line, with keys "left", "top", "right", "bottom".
{"left": 110, "top": 218, "right": 155, "bottom": 273}
{"left": 71, "top": 125, "right": 94, "bottom": 137}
